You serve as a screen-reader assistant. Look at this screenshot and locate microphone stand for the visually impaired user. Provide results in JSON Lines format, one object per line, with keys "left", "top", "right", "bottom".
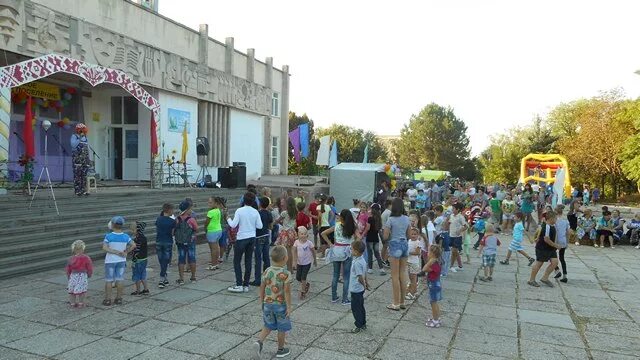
{"left": 51, "top": 134, "right": 69, "bottom": 185}
{"left": 12, "top": 131, "right": 24, "bottom": 144}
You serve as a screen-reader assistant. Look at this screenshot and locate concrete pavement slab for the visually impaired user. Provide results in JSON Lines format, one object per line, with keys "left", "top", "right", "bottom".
{"left": 164, "top": 328, "right": 245, "bottom": 357}
{"left": 56, "top": 338, "right": 152, "bottom": 360}
{"left": 374, "top": 338, "right": 447, "bottom": 359}
{"left": 130, "top": 346, "right": 208, "bottom": 360}
{"left": 113, "top": 319, "right": 195, "bottom": 346}
{"left": 155, "top": 304, "right": 226, "bottom": 325}
{"left": 453, "top": 329, "right": 518, "bottom": 358}
{"left": 5, "top": 328, "right": 101, "bottom": 357}
{"left": 0, "top": 319, "right": 55, "bottom": 345}
{"left": 518, "top": 309, "right": 576, "bottom": 330}
{"left": 65, "top": 309, "right": 146, "bottom": 336}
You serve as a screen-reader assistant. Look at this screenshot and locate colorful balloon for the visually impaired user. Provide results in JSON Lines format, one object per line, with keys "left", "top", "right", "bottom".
{"left": 63, "top": 92, "right": 72, "bottom": 101}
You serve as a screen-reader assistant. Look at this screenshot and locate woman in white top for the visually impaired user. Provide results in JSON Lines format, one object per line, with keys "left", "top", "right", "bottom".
{"left": 226, "top": 192, "right": 263, "bottom": 293}
{"left": 321, "top": 209, "right": 356, "bottom": 305}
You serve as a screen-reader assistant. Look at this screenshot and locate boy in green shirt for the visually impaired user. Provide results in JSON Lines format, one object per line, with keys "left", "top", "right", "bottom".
{"left": 254, "top": 245, "right": 293, "bottom": 358}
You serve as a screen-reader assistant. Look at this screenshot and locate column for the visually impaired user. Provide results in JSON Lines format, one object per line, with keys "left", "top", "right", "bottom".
{"left": 225, "top": 37, "right": 234, "bottom": 74}
{"left": 280, "top": 65, "right": 290, "bottom": 175}
{"left": 246, "top": 48, "right": 255, "bottom": 82}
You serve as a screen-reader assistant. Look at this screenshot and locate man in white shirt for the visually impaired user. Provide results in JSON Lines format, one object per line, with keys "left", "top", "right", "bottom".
{"left": 406, "top": 184, "right": 418, "bottom": 209}
{"left": 227, "top": 192, "right": 263, "bottom": 293}
{"left": 416, "top": 177, "right": 426, "bottom": 191}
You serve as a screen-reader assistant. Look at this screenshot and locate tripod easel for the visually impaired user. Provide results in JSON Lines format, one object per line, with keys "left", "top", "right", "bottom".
{"left": 196, "top": 155, "right": 211, "bottom": 188}
{"left": 29, "top": 121, "right": 60, "bottom": 215}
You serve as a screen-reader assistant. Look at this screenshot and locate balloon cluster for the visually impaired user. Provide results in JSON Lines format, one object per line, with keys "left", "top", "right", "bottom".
{"left": 11, "top": 87, "right": 76, "bottom": 113}
{"left": 57, "top": 117, "right": 72, "bottom": 129}
{"left": 384, "top": 163, "right": 399, "bottom": 190}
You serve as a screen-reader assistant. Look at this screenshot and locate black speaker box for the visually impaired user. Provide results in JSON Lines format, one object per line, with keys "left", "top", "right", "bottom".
{"left": 196, "top": 137, "right": 209, "bottom": 156}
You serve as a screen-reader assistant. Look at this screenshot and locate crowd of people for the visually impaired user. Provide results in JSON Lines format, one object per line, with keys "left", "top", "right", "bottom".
{"left": 63, "top": 179, "right": 635, "bottom": 358}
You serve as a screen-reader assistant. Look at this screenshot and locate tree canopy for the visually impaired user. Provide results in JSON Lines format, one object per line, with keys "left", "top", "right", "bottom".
{"left": 396, "top": 103, "right": 474, "bottom": 178}
{"left": 480, "top": 89, "right": 640, "bottom": 198}
{"left": 316, "top": 124, "right": 387, "bottom": 163}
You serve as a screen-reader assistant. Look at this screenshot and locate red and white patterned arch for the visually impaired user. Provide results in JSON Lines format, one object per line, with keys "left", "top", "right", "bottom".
{"left": 0, "top": 53, "right": 160, "bottom": 143}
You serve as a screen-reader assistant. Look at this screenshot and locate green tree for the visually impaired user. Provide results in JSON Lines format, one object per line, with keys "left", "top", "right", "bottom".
{"left": 479, "top": 117, "right": 555, "bottom": 185}
{"left": 551, "top": 90, "right": 632, "bottom": 197}
{"left": 397, "top": 103, "right": 473, "bottom": 174}
{"left": 316, "top": 124, "right": 387, "bottom": 163}
{"left": 617, "top": 99, "right": 640, "bottom": 192}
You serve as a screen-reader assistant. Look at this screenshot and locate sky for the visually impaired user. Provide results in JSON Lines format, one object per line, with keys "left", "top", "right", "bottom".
{"left": 159, "top": 0, "right": 640, "bottom": 155}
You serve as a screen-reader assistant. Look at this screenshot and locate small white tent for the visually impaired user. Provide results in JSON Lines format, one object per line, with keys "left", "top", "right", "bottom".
{"left": 330, "top": 163, "right": 387, "bottom": 211}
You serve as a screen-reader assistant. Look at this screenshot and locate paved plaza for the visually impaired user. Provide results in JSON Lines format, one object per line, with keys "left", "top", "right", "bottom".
{"left": 1, "top": 238, "right": 639, "bottom": 360}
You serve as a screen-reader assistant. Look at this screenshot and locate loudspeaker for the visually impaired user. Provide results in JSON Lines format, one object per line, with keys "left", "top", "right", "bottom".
{"left": 204, "top": 174, "right": 214, "bottom": 188}
{"left": 196, "top": 137, "right": 209, "bottom": 156}
{"left": 230, "top": 165, "right": 246, "bottom": 189}
{"left": 217, "top": 167, "right": 231, "bottom": 188}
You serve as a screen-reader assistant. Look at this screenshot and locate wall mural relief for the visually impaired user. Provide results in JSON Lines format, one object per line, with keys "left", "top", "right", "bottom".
{"left": 25, "top": 3, "right": 69, "bottom": 55}
{"left": 0, "top": 0, "right": 22, "bottom": 47}
{"left": 5, "top": 0, "right": 273, "bottom": 116}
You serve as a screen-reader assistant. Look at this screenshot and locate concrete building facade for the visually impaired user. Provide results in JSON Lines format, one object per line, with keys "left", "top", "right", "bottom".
{"left": 0, "top": 0, "right": 289, "bottom": 188}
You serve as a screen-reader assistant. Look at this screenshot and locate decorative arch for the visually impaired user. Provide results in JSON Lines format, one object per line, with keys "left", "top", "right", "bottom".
{"left": 0, "top": 53, "right": 160, "bottom": 144}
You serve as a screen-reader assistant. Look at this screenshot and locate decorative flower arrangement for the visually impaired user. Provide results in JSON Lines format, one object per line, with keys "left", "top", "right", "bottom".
{"left": 18, "top": 154, "right": 34, "bottom": 189}
{"left": 165, "top": 155, "right": 175, "bottom": 167}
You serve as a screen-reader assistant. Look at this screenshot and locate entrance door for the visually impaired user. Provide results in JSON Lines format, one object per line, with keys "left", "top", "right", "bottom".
{"left": 111, "top": 127, "right": 138, "bottom": 180}
{"left": 113, "top": 127, "right": 123, "bottom": 180}
{"left": 123, "top": 129, "right": 138, "bottom": 180}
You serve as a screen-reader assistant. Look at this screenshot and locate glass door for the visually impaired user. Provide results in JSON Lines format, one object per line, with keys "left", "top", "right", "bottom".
{"left": 123, "top": 129, "right": 138, "bottom": 180}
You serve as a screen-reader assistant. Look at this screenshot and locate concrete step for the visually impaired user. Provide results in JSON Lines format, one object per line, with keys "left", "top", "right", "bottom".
{"left": 0, "top": 186, "right": 255, "bottom": 279}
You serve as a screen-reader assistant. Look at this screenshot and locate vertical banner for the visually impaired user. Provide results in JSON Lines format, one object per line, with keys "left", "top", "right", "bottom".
{"left": 180, "top": 123, "right": 188, "bottom": 164}
{"left": 329, "top": 140, "right": 338, "bottom": 168}
{"left": 23, "top": 96, "right": 34, "bottom": 158}
{"left": 288, "top": 127, "right": 301, "bottom": 163}
{"left": 299, "top": 123, "right": 309, "bottom": 159}
{"left": 316, "top": 135, "right": 330, "bottom": 166}
{"left": 150, "top": 112, "right": 158, "bottom": 157}
{"left": 0, "top": 88, "right": 9, "bottom": 194}
{"left": 362, "top": 144, "right": 369, "bottom": 163}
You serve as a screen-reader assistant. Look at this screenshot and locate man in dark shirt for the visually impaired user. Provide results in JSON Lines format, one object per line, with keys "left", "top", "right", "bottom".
{"left": 528, "top": 211, "right": 561, "bottom": 288}
{"left": 155, "top": 203, "right": 176, "bottom": 288}
{"left": 251, "top": 197, "right": 274, "bottom": 286}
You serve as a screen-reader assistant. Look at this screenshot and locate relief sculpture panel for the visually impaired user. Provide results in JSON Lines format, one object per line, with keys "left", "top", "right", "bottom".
{"left": 10, "top": 0, "right": 274, "bottom": 116}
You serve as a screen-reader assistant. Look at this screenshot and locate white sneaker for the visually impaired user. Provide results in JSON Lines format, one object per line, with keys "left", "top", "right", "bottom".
{"left": 635, "top": 245, "right": 640, "bottom": 249}
{"left": 243, "top": 286, "right": 250, "bottom": 293}
{"left": 379, "top": 269, "right": 387, "bottom": 275}
{"left": 449, "top": 267, "right": 457, "bottom": 273}
{"left": 367, "top": 269, "right": 373, "bottom": 274}
{"left": 227, "top": 285, "right": 244, "bottom": 293}
{"left": 457, "top": 267, "right": 464, "bottom": 271}
{"left": 574, "top": 242, "right": 580, "bottom": 246}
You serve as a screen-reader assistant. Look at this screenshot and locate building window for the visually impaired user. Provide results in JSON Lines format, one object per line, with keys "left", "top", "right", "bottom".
{"left": 271, "top": 92, "right": 279, "bottom": 117}
{"left": 271, "top": 136, "right": 279, "bottom": 168}
{"left": 111, "top": 96, "right": 138, "bottom": 124}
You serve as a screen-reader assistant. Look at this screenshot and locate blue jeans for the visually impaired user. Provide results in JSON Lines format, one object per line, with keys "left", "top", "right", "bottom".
{"left": 131, "top": 260, "right": 147, "bottom": 282}
{"left": 271, "top": 224, "right": 279, "bottom": 245}
{"left": 177, "top": 242, "right": 196, "bottom": 265}
{"left": 262, "top": 303, "right": 292, "bottom": 332}
{"left": 254, "top": 234, "right": 271, "bottom": 284}
{"left": 156, "top": 243, "right": 172, "bottom": 279}
{"left": 442, "top": 250, "right": 451, "bottom": 276}
{"left": 332, "top": 256, "right": 352, "bottom": 302}
{"left": 104, "top": 262, "right": 126, "bottom": 282}
{"left": 234, "top": 238, "right": 255, "bottom": 287}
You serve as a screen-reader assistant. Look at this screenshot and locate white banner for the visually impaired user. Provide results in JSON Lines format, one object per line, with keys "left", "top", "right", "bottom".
{"left": 316, "top": 135, "right": 331, "bottom": 166}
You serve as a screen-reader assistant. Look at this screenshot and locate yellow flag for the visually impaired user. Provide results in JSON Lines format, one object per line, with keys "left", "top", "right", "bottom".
{"left": 180, "top": 123, "right": 188, "bottom": 164}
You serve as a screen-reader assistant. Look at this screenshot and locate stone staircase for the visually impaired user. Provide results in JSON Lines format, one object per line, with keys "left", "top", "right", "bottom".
{"left": 0, "top": 186, "right": 248, "bottom": 279}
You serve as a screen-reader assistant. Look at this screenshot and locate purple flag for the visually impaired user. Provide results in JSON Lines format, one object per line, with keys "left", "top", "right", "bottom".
{"left": 288, "top": 127, "right": 301, "bottom": 163}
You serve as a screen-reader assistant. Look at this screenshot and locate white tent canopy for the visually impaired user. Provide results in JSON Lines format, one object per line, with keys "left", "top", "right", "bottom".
{"left": 330, "top": 163, "right": 386, "bottom": 211}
